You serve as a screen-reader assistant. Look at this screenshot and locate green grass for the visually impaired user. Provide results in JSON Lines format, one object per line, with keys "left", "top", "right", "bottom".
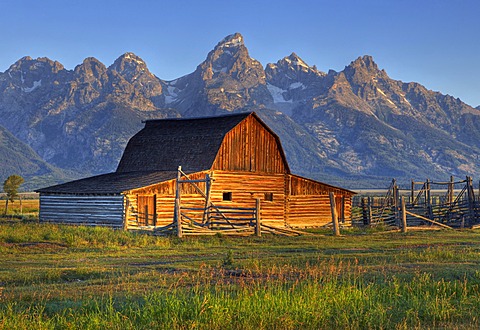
{"left": 1, "top": 220, "right": 480, "bottom": 329}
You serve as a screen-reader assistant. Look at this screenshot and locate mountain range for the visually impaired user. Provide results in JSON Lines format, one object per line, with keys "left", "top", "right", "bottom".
{"left": 1, "top": 32, "right": 479, "bottom": 190}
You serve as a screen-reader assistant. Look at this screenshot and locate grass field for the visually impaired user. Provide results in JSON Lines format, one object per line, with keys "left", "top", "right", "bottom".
{"left": 1, "top": 220, "right": 480, "bottom": 329}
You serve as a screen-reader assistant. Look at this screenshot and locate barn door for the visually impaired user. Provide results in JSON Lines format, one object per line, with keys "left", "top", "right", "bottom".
{"left": 335, "top": 196, "right": 345, "bottom": 223}
{"left": 137, "top": 195, "right": 157, "bottom": 226}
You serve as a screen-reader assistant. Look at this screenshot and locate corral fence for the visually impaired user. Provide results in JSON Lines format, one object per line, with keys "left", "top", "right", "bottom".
{"left": 351, "top": 176, "right": 480, "bottom": 229}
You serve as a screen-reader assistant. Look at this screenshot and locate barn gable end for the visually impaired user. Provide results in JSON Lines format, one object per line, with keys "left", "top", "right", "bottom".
{"left": 212, "top": 113, "right": 288, "bottom": 173}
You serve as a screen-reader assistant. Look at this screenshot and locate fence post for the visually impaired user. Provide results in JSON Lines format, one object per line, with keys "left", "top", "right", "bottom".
{"left": 393, "top": 184, "right": 399, "bottom": 226}
{"left": 202, "top": 174, "right": 211, "bottom": 225}
{"left": 448, "top": 176, "right": 454, "bottom": 204}
{"left": 362, "top": 197, "right": 370, "bottom": 226}
{"left": 411, "top": 179, "right": 415, "bottom": 205}
{"left": 330, "top": 192, "right": 340, "bottom": 236}
{"left": 255, "top": 198, "right": 261, "bottom": 237}
{"left": 368, "top": 203, "right": 373, "bottom": 225}
{"left": 124, "top": 198, "right": 130, "bottom": 231}
{"left": 466, "top": 176, "right": 475, "bottom": 226}
{"left": 426, "top": 179, "right": 433, "bottom": 219}
{"left": 175, "top": 166, "right": 182, "bottom": 238}
{"left": 401, "top": 197, "right": 407, "bottom": 233}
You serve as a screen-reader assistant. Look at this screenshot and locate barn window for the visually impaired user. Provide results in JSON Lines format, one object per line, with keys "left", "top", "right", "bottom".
{"left": 264, "top": 192, "right": 274, "bottom": 202}
{"left": 223, "top": 192, "right": 232, "bottom": 201}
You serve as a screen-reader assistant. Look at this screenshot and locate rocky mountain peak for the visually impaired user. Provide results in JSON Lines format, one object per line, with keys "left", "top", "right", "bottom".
{"left": 202, "top": 33, "right": 253, "bottom": 76}
{"left": 74, "top": 57, "right": 107, "bottom": 77}
{"left": 267, "top": 52, "right": 325, "bottom": 77}
{"left": 350, "top": 55, "right": 378, "bottom": 70}
{"left": 343, "top": 55, "right": 385, "bottom": 80}
{"left": 216, "top": 32, "right": 244, "bottom": 49}
{"left": 109, "top": 52, "right": 149, "bottom": 77}
{"left": 107, "top": 52, "right": 162, "bottom": 103}
{"left": 74, "top": 57, "right": 107, "bottom": 79}
{"left": 284, "top": 53, "right": 310, "bottom": 69}
{"left": 196, "top": 33, "right": 265, "bottom": 83}
{"left": 178, "top": 33, "right": 269, "bottom": 116}
{"left": 2, "top": 56, "right": 67, "bottom": 93}
{"left": 342, "top": 55, "right": 388, "bottom": 88}
{"left": 6, "top": 56, "right": 65, "bottom": 75}
{"left": 265, "top": 53, "right": 326, "bottom": 107}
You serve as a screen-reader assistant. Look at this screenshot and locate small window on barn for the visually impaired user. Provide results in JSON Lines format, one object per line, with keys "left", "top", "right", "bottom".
{"left": 264, "top": 192, "right": 274, "bottom": 202}
{"left": 223, "top": 192, "right": 232, "bottom": 201}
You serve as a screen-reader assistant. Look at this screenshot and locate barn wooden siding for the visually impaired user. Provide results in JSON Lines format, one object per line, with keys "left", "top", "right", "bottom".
{"left": 124, "top": 171, "right": 287, "bottom": 228}
{"left": 286, "top": 175, "right": 353, "bottom": 228}
{"left": 209, "top": 171, "right": 286, "bottom": 227}
{"left": 212, "top": 115, "right": 287, "bottom": 173}
{"left": 39, "top": 194, "right": 125, "bottom": 228}
{"left": 125, "top": 172, "right": 208, "bottom": 229}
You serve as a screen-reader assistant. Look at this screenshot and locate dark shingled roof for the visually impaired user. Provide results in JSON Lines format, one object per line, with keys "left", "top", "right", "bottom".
{"left": 37, "top": 112, "right": 295, "bottom": 194}
{"left": 116, "top": 112, "right": 252, "bottom": 173}
{"left": 36, "top": 171, "right": 178, "bottom": 194}
{"left": 37, "top": 113, "right": 255, "bottom": 194}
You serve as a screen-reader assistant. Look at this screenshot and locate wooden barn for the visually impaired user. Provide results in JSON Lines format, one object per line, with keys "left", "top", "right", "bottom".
{"left": 37, "top": 112, "right": 355, "bottom": 234}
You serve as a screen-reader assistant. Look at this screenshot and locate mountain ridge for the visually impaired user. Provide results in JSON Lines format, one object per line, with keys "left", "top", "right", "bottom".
{"left": 1, "top": 32, "right": 478, "bottom": 189}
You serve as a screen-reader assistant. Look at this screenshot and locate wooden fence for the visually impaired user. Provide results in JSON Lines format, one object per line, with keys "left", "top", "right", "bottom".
{"left": 351, "top": 176, "right": 480, "bottom": 229}
{"left": 150, "top": 167, "right": 306, "bottom": 237}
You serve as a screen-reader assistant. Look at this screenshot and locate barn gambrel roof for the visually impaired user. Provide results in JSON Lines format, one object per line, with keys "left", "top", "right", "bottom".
{"left": 37, "top": 112, "right": 290, "bottom": 194}
{"left": 118, "top": 112, "right": 251, "bottom": 173}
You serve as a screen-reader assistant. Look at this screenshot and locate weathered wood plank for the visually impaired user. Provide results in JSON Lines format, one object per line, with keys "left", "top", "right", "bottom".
{"left": 39, "top": 194, "right": 125, "bottom": 227}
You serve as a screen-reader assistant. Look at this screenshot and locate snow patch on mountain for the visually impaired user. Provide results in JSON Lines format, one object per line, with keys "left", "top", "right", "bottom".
{"left": 164, "top": 85, "right": 178, "bottom": 104}
{"left": 23, "top": 80, "right": 42, "bottom": 93}
{"left": 267, "top": 83, "right": 291, "bottom": 103}
{"left": 290, "top": 82, "right": 306, "bottom": 90}
{"left": 219, "top": 34, "right": 243, "bottom": 48}
{"left": 213, "top": 66, "right": 228, "bottom": 73}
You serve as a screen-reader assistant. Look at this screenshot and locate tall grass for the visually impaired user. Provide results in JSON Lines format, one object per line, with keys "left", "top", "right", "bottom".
{"left": 2, "top": 263, "right": 480, "bottom": 329}
{"left": 0, "top": 222, "right": 172, "bottom": 249}
{"left": 2, "top": 222, "right": 480, "bottom": 328}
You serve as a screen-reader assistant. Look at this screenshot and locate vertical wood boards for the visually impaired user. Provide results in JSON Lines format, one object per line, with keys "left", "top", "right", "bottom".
{"left": 137, "top": 195, "right": 156, "bottom": 226}
{"left": 212, "top": 115, "right": 287, "bottom": 173}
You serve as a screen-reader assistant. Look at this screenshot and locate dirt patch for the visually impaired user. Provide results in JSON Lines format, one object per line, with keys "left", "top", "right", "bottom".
{"left": 0, "top": 241, "right": 68, "bottom": 250}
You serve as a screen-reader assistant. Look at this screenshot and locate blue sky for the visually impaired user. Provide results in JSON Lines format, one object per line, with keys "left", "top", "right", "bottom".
{"left": 2, "top": 0, "right": 480, "bottom": 106}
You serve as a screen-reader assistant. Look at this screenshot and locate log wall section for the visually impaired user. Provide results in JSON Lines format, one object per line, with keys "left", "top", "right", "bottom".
{"left": 124, "top": 172, "right": 354, "bottom": 229}
{"left": 39, "top": 194, "right": 125, "bottom": 228}
{"left": 286, "top": 175, "right": 353, "bottom": 228}
{"left": 209, "top": 171, "right": 286, "bottom": 226}
{"left": 212, "top": 115, "right": 287, "bottom": 173}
